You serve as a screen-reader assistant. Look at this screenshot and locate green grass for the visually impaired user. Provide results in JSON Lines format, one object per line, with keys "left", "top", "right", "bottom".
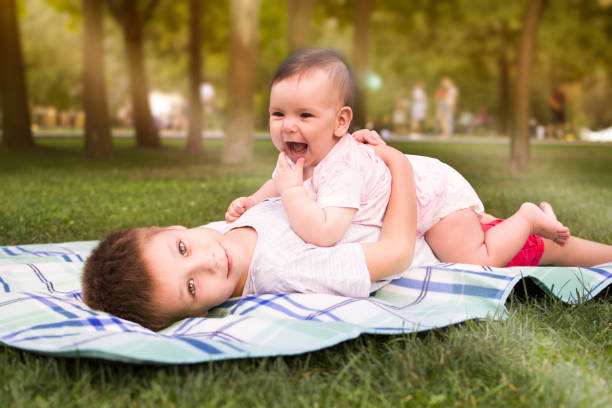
{"left": 1, "top": 137, "right": 611, "bottom": 407}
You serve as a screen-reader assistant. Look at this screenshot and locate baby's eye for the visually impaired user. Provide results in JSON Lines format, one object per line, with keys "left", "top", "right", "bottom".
{"left": 178, "top": 241, "right": 187, "bottom": 256}
{"left": 271, "top": 111, "right": 284, "bottom": 117}
{"left": 300, "top": 112, "right": 313, "bottom": 118}
{"left": 188, "top": 279, "right": 195, "bottom": 296}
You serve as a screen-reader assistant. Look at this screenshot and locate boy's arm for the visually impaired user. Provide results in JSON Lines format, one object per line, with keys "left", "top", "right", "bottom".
{"left": 225, "top": 179, "right": 278, "bottom": 222}
{"left": 360, "top": 144, "right": 417, "bottom": 281}
{"left": 275, "top": 152, "right": 356, "bottom": 247}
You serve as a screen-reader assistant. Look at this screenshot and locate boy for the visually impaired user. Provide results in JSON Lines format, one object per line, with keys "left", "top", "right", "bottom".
{"left": 83, "top": 143, "right": 421, "bottom": 331}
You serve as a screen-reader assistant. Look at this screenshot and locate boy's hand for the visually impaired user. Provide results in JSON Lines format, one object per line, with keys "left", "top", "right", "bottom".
{"left": 225, "top": 196, "right": 256, "bottom": 222}
{"left": 274, "top": 151, "right": 304, "bottom": 194}
{"left": 352, "top": 129, "right": 385, "bottom": 146}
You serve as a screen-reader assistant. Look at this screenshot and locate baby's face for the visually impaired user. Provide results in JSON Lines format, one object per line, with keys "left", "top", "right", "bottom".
{"left": 269, "top": 69, "right": 351, "bottom": 175}
{"left": 141, "top": 226, "right": 242, "bottom": 321}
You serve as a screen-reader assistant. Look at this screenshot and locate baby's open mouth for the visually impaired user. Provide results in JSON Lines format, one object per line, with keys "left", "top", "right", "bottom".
{"left": 286, "top": 141, "right": 308, "bottom": 155}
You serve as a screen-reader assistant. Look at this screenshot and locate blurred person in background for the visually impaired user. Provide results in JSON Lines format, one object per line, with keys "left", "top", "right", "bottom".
{"left": 410, "top": 80, "right": 427, "bottom": 139}
{"left": 436, "top": 77, "right": 458, "bottom": 138}
{"left": 392, "top": 95, "right": 410, "bottom": 137}
{"left": 547, "top": 84, "right": 566, "bottom": 139}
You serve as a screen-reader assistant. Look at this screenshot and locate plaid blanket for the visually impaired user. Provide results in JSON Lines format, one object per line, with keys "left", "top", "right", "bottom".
{"left": 1, "top": 241, "right": 610, "bottom": 364}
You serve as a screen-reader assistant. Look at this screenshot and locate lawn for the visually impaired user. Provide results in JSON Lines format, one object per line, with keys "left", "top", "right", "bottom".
{"left": 1, "top": 137, "right": 611, "bottom": 407}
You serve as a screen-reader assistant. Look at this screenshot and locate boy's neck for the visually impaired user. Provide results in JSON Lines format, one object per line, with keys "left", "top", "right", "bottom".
{"left": 224, "top": 226, "right": 257, "bottom": 296}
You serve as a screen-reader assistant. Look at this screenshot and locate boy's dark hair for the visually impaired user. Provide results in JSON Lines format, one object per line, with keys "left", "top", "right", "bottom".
{"left": 271, "top": 47, "right": 356, "bottom": 108}
{"left": 82, "top": 228, "right": 172, "bottom": 331}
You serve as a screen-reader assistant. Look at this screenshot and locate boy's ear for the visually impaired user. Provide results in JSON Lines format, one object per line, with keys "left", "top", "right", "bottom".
{"left": 334, "top": 106, "right": 353, "bottom": 137}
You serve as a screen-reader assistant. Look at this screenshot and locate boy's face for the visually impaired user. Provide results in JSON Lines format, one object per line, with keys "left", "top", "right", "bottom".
{"left": 269, "top": 69, "right": 352, "bottom": 174}
{"left": 141, "top": 226, "right": 244, "bottom": 321}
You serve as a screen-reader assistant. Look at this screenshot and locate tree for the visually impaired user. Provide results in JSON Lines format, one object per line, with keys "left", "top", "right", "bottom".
{"left": 449, "top": 1, "right": 522, "bottom": 136}
{"left": 222, "top": 0, "right": 261, "bottom": 165}
{"left": 352, "top": 0, "right": 373, "bottom": 130}
{"left": 83, "top": 0, "right": 113, "bottom": 158}
{"left": 107, "top": 0, "right": 160, "bottom": 148}
{"left": 287, "top": 0, "right": 315, "bottom": 53}
{"left": 511, "top": 0, "right": 547, "bottom": 173}
{"left": 496, "top": 21, "right": 518, "bottom": 137}
{"left": 0, "top": 0, "right": 35, "bottom": 149}
{"left": 535, "top": 0, "right": 612, "bottom": 131}
{"left": 186, "top": 0, "right": 203, "bottom": 153}
{"left": 22, "top": 0, "right": 83, "bottom": 114}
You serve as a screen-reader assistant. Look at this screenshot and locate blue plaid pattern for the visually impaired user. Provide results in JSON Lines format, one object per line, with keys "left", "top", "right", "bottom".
{"left": 1, "top": 241, "right": 610, "bottom": 364}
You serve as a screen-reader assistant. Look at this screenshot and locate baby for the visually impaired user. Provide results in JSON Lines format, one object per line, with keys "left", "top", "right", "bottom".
{"left": 225, "top": 48, "right": 392, "bottom": 247}
{"left": 226, "top": 47, "right": 572, "bottom": 268}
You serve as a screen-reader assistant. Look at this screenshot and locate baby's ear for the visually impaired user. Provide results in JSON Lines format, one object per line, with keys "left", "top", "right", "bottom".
{"left": 334, "top": 106, "right": 353, "bottom": 136}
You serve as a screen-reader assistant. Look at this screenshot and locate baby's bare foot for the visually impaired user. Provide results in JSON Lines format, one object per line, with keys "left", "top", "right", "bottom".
{"left": 520, "top": 202, "right": 570, "bottom": 246}
{"left": 539, "top": 201, "right": 557, "bottom": 220}
{"left": 538, "top": 202, "right": 570, "bottom": 245}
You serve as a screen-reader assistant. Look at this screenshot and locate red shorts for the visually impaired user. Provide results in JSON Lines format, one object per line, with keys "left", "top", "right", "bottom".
{"left": 480, "top": 219, "right": 545, "bottom": 267}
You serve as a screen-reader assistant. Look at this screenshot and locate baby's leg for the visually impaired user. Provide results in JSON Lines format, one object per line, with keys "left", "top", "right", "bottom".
{"left": 425, "top": 208, "right": 527, "bottom": 266}
{"left": 537, "top": 203, "right": 612, "bottom": 266}
{"left": 480, "top": 213, "right": 497, "bottom": 224}
{"left": 539, "top": 236, "right": 612, "bottom": 267}
{"left": 425, "top": 202, "right": 569, "bottom": 267}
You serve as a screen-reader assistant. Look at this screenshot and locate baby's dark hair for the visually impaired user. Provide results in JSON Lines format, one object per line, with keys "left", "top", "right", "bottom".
{"left": 271, "top": 47, "right": 356, "bottom": 108}
{"left": 82, "top": 228, "right": 173, "bottom": 331}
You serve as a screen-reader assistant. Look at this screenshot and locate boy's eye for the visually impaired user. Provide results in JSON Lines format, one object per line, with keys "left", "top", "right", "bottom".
{"left": 188, "top": 279, "right": 195, "bottom": 296}
{"left": 300, "top": 112, "right": 313, "bottom": 118}
{"left": 178, "top": 241, "right": 187, "bottom": 256}
{"left": 271, "top": 111, "right": 284, "bottom": 117}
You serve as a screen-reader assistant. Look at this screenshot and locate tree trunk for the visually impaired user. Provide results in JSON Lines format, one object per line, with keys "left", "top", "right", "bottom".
{"left": 351, "top": 0, "right": 373, "bottom": 130}
{"left": 83, "top": 0, "right": 113, "bottom": 159}
{"left": 0, "top": 0, "right": 34, "bottom": 149}
{"left": 186, "top": 0, "right": 204, "bottom": 153}
{"left": 222, "top": 0, "right": 261, "bottom": 165}
{"left": 497, "top": 23, "right": 512, "bottom": 137}
{"left": 497, "top": 50, "right": 511, "bottom": 136}
{"left": 510, "top": 0, "right": 546, "bottom": 173}
{"left": 123, "top": 14, "right": 159, "bottom": 147}
{"left": 108, "top": 0, "right": 160, "bottom": 148}
{"left": 287, "top": 0, "right": 315, "bottom": 53}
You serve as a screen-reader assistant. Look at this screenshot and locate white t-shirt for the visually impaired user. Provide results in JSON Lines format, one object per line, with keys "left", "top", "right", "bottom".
{"left": 207, "top": 198, "right": 439, "bottom": 298}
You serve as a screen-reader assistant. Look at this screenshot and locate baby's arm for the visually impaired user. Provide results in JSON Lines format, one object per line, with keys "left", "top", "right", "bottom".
{"left": 225, "top": 179, "right": 278, "bottom": 222}
{"left": 275, "top": 152, "right": 357, "bottom": 247}
{"left": 361, "top": 143, "right": 417, "bottom": 281}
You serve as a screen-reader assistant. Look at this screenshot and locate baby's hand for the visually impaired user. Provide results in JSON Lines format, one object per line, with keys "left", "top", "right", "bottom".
{"left": 274, "top": 151, "right": 304, "bottom": 194}
{"left": 352, "top": 129, "right": 386, "bottom": 146}
{"left": 225, "top": 196, "right": 256, "bottom": 222}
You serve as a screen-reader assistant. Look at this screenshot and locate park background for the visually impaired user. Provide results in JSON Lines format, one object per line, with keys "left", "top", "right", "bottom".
{"left": 0, "top": 1, "right": 611, "bottom": 407}
{"left": 1, "top": 0, "right": 611, "bottom": 169}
